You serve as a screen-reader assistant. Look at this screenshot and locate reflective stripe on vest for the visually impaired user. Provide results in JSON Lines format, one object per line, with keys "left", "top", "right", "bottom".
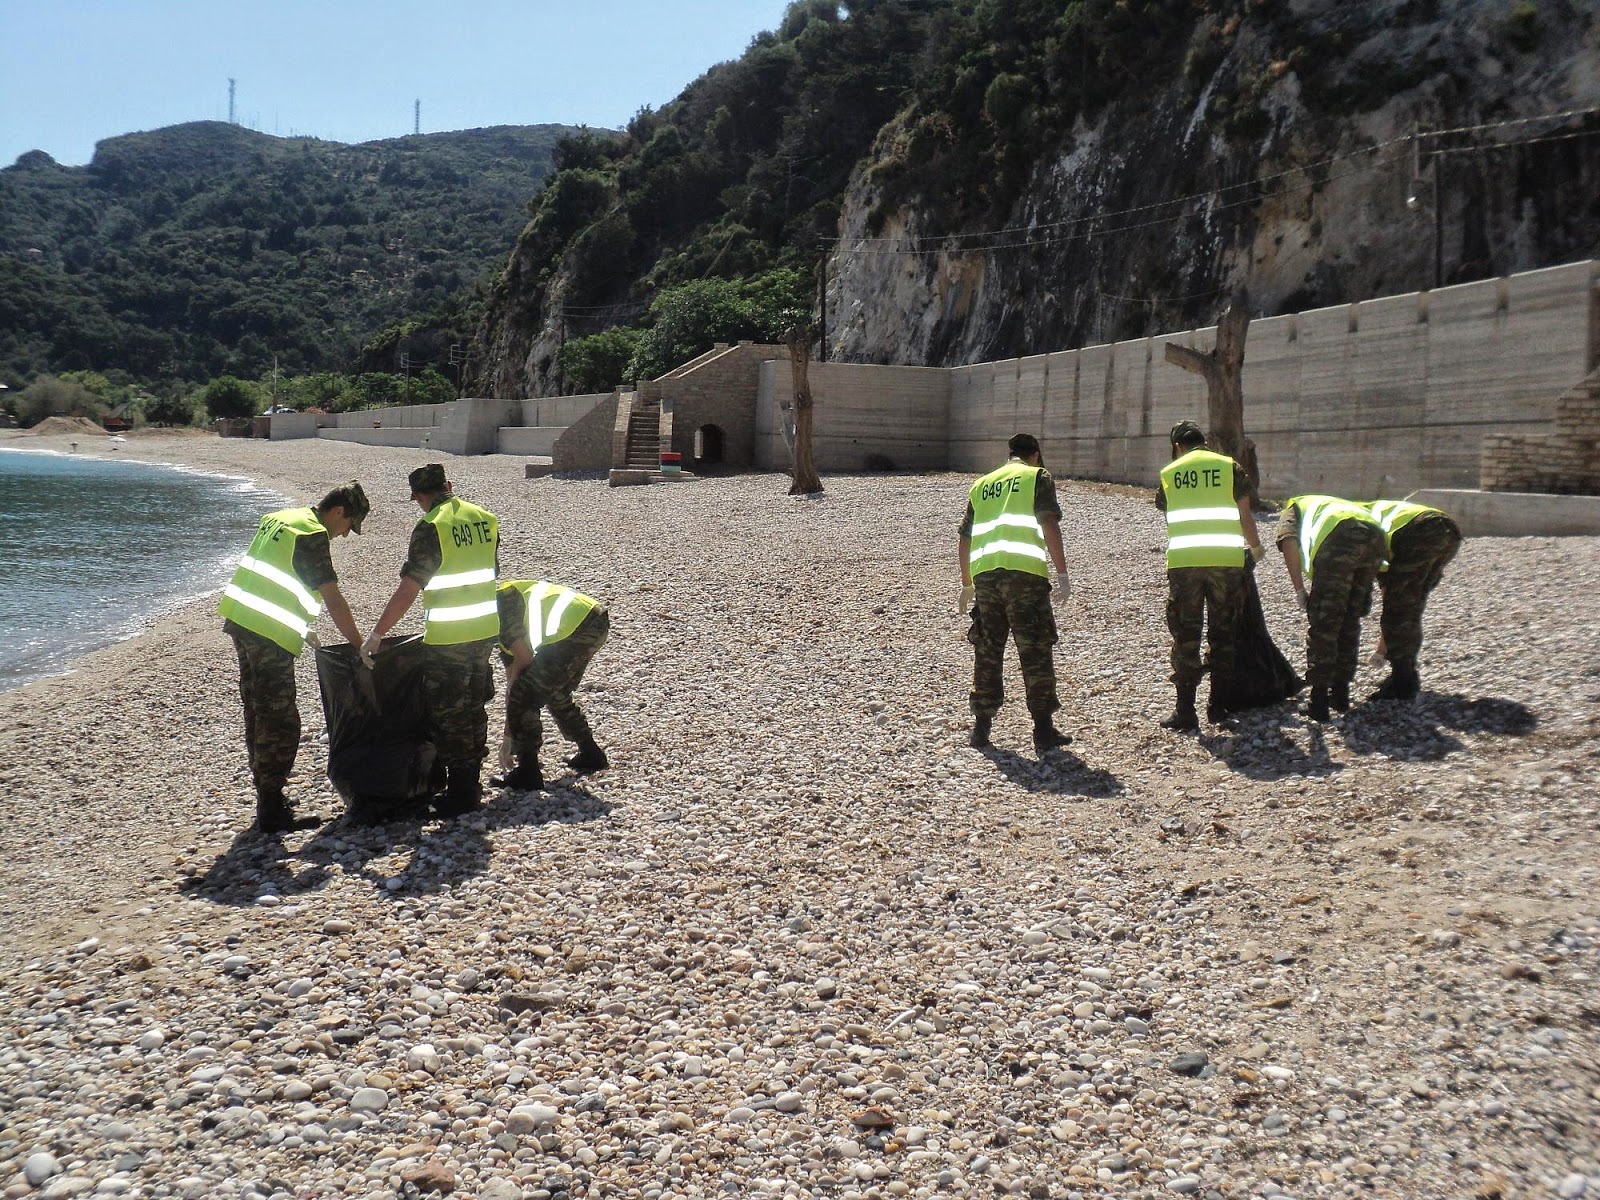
{"left": 217, "top": 507, "right": 326, "bottom": 656}
{"left": 967, "top": 461, "right": 1049, "bottom": 578}
{"left": 1160, "top": 449, "right": 1247, "bottom": 568}
{"left": 1286, "top": 495, "right": 1378, "bottom": 582}
{"left": 421, "top": 496, "right": 499, "bottom": 644}
{"left": 498, "top": 580, "right": 599, "bottom": 651}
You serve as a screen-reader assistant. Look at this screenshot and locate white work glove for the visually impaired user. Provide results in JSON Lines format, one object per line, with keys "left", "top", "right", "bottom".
{"left": 304, "top": 630, "right": 321, "bottom": 650}
{"left": 360, "top": 633, "right": 381, "bottom": 670}
{"left": 497, "top": 733, "right": 515, "bottom": 772}
{"left": 958, "top": 585, "right": 975, "bottom": 615}
{"left": 1295, "top": 588, "right": 1308, "bottom": 612}
{"left": 1250, "top": 543, "right": 1266, "bottom": 564}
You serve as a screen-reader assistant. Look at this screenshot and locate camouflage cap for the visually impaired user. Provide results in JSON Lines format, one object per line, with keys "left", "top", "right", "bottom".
{"left": 1170, "top": 419, "right": 1205, "bottom": 444}
{"left": 345, "top": 480, "right": 369, "bottom": 534}
{"left": 408, "top": 463, "right": 447, "bottom": 494}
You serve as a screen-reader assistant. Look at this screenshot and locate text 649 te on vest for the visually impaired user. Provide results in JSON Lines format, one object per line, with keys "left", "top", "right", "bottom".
{"left": 978, "top": 476, "right": 1025, "bottom": 502}
{"left": 449, "top": 520, "right": 494, "bottom": 548}
{"left": 1170, "top": 467, "right": 1223, "bottom": 489}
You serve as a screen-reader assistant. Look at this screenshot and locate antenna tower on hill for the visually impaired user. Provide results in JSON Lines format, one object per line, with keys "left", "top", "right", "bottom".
{"left": 228, "top": 79, "right": 236, "bottom": 124}
{"left": 414, "top": 100, "right": 420, "bottom": 136}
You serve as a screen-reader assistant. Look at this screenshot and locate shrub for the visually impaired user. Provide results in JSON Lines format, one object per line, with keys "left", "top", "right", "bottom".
{"left": 558, "top": 327, "right": 644, "bottom": 393}
{"left": 202, "top": 375, "right": 261, "bottom": 420}
{"left": 15, "top": 375, "right": 105, "bottom": 425}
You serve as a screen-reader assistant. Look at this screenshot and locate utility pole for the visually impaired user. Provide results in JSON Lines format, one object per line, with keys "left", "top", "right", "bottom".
{"left": 228, "top": 78, "right": 236, "bottom": 125}
{"left": 816, "top": 254, "right": 828, "bottom": 363}
{"left": 271, "top": 355, "right": 278, "bottom": 407}
{"left": 449, "top": 343, "right": 467, "bottom": 397}
{"left": 1432, "top": 150, "right": 1443, "bottom": 290}
{"left": 414, "top": 100, "right": 421, "bottom": 136}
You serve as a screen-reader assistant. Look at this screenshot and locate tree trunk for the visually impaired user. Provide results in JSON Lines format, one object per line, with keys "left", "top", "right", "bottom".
{"left": 785, "top": 325, "right": 823, "bottom": 495}
{"left": 1163, "top": 289, "right": 1258, "bottom": 493}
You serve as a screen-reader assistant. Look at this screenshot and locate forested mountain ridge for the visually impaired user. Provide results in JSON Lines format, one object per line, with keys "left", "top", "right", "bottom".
{"left": 477, "top": 0, "right": 1600, "bottom": 398}
{"left": 0, "top": 121, "right": 582, "bottom": 388}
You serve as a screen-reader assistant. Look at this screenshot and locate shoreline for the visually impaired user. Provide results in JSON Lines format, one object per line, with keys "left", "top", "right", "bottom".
{"left": 1, "top": 431, "right": 1596, "bottom": 1197}
{"left": 1, "top": 439, "right": 296, "bottom": 692}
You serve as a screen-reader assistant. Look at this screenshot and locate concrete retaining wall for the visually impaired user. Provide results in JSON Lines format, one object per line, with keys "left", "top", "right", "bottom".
{"left": 1410, "top": 488, "right": 1600, "bottom": 536}
{"left": 949, "top": 260, "right": 1599, "bottom": 497}
{"left": 553, "top": 392, "right": 621, "bottom": 472}
{"left": 756, "top": 361, "right": 951, "bottom": 471}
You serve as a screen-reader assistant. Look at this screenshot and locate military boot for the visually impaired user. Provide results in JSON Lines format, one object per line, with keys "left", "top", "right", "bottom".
{"left": 1370, "top": 662, "right": 1420, "bottom": 702}
{"left": 495, "top": 759, "right": 544, "bottom": 792}
{"left": 1304, "top": 686, "right": 1331, "bottom": 723}
{"left": 1161, "top": 684, "right": 1200, "bottom": 732}
{"left": 433, "top": 764, "right": 482, "bottom": 818}
{"left": 1329, "top": 680, "right": 1351, "bottom": 712}
{"left": 255, "top": 786, "right": 319, "bottom": 834}
{"left": 1032, "top": 719, "right": 1073, "bottom": 755}
{"left": 565, "top": 736, "right": 609, "bottom": 773}
{"left": 969, "top": 715, "right": 993, "bottom": 748}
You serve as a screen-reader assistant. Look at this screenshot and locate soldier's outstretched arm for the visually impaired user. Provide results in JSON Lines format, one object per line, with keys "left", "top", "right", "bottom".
{"left": 368, "top": 578, "right": 422, "bottom": 647}
{"left": 505, "top": 636, "right": 534, "bottom": 688}
{"left": 318, "top": 582, "right": 362, "bottom": 649}
{"left": 1238, "top": 499, "right": 1264, "bottom": 559}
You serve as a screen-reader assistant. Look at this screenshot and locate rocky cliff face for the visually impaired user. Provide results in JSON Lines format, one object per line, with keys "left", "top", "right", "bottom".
{"left": 475, "top": 1, "right": 1600, "bottom": 395}
{"left": 828, "top": 0, "right": 1600, "bottom": 366}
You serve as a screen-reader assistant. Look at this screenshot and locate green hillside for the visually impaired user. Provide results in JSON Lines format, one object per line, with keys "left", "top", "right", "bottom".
{"left": 0, "top": 121, "right": 586, "bottom": 388}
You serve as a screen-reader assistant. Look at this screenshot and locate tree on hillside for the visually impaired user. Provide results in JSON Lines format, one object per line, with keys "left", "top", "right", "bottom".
{"left": 558, "top": 327, "right": 642, "bottom": 394}
{"left": 15, "top": 376, "right": 104, "bottom": 426}
{"left": 144, "top": 392, "right": 198, "bottom": 426}
{"left": 203, "top": 376, "right": 261, "bottom": 421}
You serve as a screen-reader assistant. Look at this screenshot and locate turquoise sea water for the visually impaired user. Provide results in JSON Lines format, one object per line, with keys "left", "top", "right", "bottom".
{"left": 0, "top": 449, "right": 286, "bottom": 690}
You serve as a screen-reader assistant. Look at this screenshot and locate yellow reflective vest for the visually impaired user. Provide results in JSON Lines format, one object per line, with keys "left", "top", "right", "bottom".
{"left": 498, "top": 580, "right": 599, "bottom": 652}
{"left": 967, "top": 460, "right": 1050, "bottom": 579}
{"left": 1284, "top": 495, "right": 1382, "bottom": 581}
{"left": 217, "top": 507, "right": 326, "bottom": 656}
{"left": 1362, "top": 499, "right": 1447, "bottom": 572}
{"left": 421, "top": 496, "right": 499, "bottom": 645}
{"left": 1160, "top": 449, "right": 1247, "bottom": 568}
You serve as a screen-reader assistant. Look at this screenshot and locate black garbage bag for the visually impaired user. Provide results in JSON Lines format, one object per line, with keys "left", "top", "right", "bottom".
{"left": 1211, "top": 565, "right": 1305, "bottom": 712}
{"left": 315, "top": 634, "right": 436, "bottom": 820}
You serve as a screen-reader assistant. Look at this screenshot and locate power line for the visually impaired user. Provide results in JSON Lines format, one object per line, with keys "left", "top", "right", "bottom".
{"left": 827, "top": 106, "right": 1600, "bottom": 257}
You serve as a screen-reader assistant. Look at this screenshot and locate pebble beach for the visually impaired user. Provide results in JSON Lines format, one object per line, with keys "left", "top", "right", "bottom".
{"left": 0, "top": 431, "right": 1596, "bottom": 1200}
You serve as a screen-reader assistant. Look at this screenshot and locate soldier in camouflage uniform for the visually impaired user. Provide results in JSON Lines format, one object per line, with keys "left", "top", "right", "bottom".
{"left": 958, "top": 433, "right": 1073, "bottom": 755}
{"left": 492, "top": 580, "right": 611, "bottom": 792}
{"left": 1155, "top": 421, "right": 1264, "bottom": 729}
{"left": 1363, "top": 499, "right": 1462, "bottom": 701}
{"left": 220, "top": 482, "right": 370, "bottom": 833}
{"left": 365, "top": 464, "right": 499, "bottom": 816}
{"left": 1275, "top": 495, "right": 1386, "bottom": 721}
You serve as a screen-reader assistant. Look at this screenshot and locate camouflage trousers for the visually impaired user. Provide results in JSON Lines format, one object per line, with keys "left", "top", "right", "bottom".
{"left": 1166, "top": 566, "right": 1248, "bottom": 689}
{"left": 967, "top": 569, "right": 1060, "bottom": 720}
{"left": 506, "top": 609, "right": 610, "bottom": 761}
{"left": 230, "top": 626, "right": 299, "bottom": 792}
{"left": 1378, "top": 514, "right": 1461, "bottom": 669}
{"left": 1305, "top": 522, "right": 1386, "bottom": 689}
{"left": 423, "top": 639, "right": 495, "bottom": 769}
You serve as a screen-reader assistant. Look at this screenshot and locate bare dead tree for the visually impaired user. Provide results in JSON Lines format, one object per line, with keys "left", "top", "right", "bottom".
{"left": 784, "top": 324, "right": 823, "bottom": 495}
{"left": 1163, "top": 289, "right": 1259, "bottom": 492}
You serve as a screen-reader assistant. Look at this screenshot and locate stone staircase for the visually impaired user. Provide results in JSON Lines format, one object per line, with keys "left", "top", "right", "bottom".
{"left": 623, "top": 395, "right": 663, "bottom": 470}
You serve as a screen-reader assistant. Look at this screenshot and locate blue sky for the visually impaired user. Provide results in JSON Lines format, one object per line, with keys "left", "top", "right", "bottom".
{"left": 0, "top": 0, "right": 795, "bottom": 167}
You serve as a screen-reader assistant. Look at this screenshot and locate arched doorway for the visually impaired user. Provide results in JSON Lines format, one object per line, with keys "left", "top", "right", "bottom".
{"left": 695, "top": 423, "right": 725, "bottom": 469}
